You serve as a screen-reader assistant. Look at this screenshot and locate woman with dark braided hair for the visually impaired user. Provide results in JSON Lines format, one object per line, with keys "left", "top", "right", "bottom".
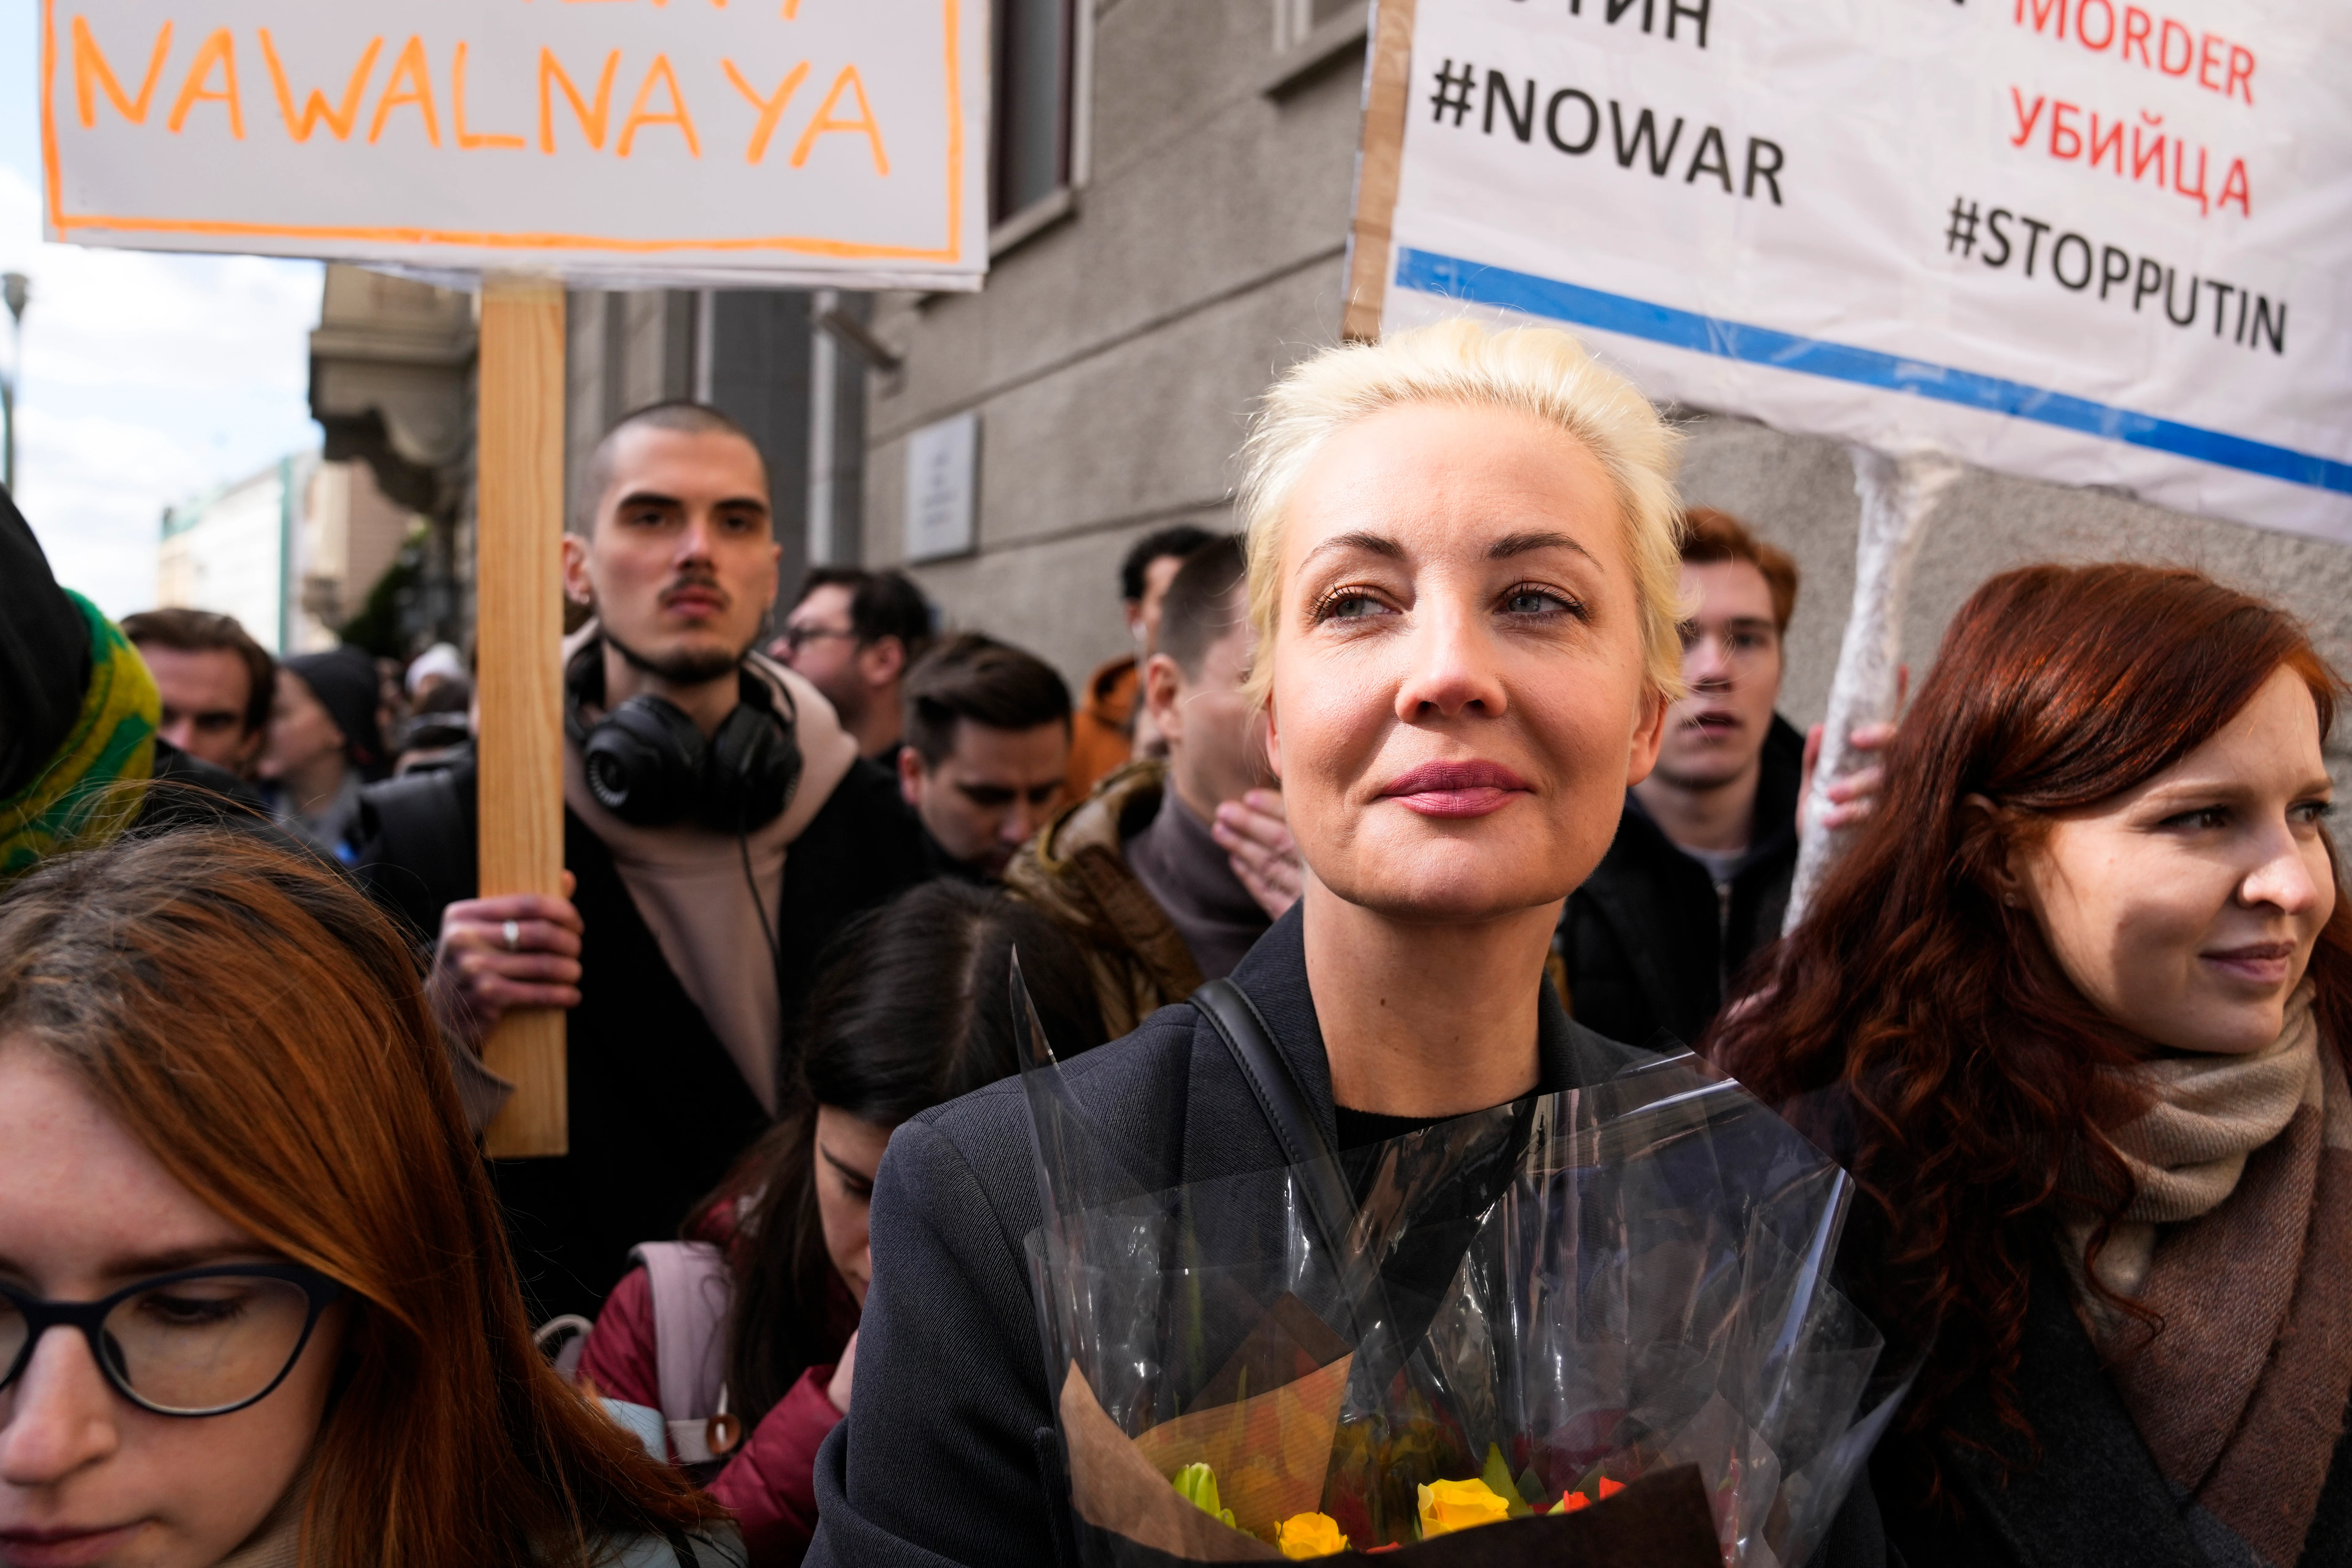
{"left": 1709, "top": 563, "right": 2352, "bottom": 1568}
{"left": 576, "top": 880, "right": 1107, "bottom": 1566}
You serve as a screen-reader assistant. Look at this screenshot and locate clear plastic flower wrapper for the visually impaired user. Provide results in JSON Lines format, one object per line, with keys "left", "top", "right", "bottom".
{"left": 1011, "top": 967, "right": 1910, "bottom": 1566}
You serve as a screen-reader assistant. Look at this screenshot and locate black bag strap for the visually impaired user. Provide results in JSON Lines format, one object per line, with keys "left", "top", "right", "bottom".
{"left": 1189, "top": 978, "right": 1357, "bottom": 1250}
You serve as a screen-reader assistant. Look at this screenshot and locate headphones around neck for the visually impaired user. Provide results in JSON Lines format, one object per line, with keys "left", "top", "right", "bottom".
{"left": 564, "top": 642, "right": 804, "bottom": 833}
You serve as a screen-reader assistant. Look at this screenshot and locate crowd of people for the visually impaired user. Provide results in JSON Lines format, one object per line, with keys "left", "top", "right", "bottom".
{"left": 0, "top": 313, "right": 2343, "bottom": 1568}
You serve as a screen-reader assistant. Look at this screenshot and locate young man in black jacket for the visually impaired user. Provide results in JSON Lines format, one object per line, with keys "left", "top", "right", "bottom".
{"left": 352, "top": 402, "right": 927, "bottom": 1321}
{"left": 1557, "top": 508, "right": 1887, "bottom": 1048}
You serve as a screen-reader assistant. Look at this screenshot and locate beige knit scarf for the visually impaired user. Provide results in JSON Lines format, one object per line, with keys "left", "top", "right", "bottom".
{"left": 2066, "top": 986, "right": 2352, "bottom": 1566}
{"left": 213, "top": 1466, "right": 307, "bottom": 1568}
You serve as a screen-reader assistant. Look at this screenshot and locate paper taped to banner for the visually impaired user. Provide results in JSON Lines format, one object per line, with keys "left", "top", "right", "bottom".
{"left": 1360, "top": 0, "right": 2352, "bottom": 541}
{"left": 39, "top": 0, "right": 988, "bottom": 290}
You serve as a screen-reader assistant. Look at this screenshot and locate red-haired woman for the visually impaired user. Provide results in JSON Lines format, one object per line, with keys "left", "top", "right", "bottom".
{"left": 0, "top": 831, "right": 738, "bottom": 1568}
{"left": 1711, "top": 563, "right": 2352, "bottom": 1568}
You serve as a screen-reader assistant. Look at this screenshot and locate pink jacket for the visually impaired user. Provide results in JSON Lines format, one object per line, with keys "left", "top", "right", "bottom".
{"left": 581, "top": 1260, "right": 856, "bottom": 1568}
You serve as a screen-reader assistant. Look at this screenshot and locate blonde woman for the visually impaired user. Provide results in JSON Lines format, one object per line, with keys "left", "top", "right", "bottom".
{"left": 804, "top": 323, "right": 1867, "bottom": 1565}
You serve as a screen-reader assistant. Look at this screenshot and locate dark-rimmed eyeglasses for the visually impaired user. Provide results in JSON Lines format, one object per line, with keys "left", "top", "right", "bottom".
{"left": 0, "top": 1264, "right": 344, "bottom": 1418}
{"left": 776, "top": 623, "right": 859, "bottom": 654}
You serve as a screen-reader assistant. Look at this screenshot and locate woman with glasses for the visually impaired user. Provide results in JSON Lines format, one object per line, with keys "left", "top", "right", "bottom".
{"left": 0, "top": 830, "right": 737, "bottom": 1568}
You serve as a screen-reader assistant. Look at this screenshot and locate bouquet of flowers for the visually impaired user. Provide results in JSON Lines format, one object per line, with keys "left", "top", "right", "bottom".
{"left": 1012, "top": 967, "right": 1907, "bottom": 1566}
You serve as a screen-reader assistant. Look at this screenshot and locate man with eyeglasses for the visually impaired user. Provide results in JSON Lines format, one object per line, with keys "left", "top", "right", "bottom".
{"left": 1554, "top": 508, "right": 1885, "bottom": 1048}
{"left": 772, "top": 568, "right": 935, "bottom": 766}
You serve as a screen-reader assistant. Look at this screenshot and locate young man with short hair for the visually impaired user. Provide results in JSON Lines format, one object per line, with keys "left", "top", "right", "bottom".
{"left": 1007, "top": 537, "right": 1297, "bottom": 1035}
{"left": 773, "top": 567, "right": 935, "bottom": 764}
{"left": 1065, "top": 524, "right": 1216, "bottom": 796}
{"left": 1556, "top": 508, "right": 1806, "bottom": 1047}
{"left": 120, "top": 607, "right": 276, "bottom": 778}
{"left": 897, "top": 633, "right": 1073, "bottom": 880}
{"left": 353, "top": 401, "right": 927, "bottom": 1319}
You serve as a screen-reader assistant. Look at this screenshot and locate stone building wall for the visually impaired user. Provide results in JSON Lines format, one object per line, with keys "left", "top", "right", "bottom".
{"left": 857, "top": 0, "right": 1374, "bottom": 685}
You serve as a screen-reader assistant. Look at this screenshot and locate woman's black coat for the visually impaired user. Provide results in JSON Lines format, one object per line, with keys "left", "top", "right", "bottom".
{"left": 804, "top": 905, "right": 1890, "bottom": 1568}
{"left": 1875, "top": 1251, "right": 2352, "bottom": 1568}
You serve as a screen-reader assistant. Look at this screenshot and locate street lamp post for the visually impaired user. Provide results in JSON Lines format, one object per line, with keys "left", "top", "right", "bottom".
{"left": 1, "top": 273, "right": 28, "bottom": 495}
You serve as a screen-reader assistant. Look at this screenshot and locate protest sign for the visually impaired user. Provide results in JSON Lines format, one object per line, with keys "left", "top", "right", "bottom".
{"left": 1348, "top": 0, "right": 2352, "bottom": 542}
{"left": 40, "top": 0, "right": 993, "bottom": 1155}
{"left": 39, "top": 0, "right": 988, "bottom": 288}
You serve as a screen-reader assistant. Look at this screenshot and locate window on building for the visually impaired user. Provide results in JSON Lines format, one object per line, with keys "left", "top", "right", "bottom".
{"left": 992, "top": 0, "right": 1076, "bottom": 225}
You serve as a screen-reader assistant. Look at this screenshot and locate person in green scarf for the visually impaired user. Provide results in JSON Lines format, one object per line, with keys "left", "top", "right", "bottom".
{"left": 0, "top": 483, "right": 272, "bottom": 886}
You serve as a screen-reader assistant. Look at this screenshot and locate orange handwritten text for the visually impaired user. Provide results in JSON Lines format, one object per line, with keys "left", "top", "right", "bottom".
{"left": 791, "top": 63, "right": 886, "bottom": 173}
{"left": 455, "top": 42, "right": 526, "bottom": 148}
{"left": 62, "top": 17, "right": 902, "bottom": 176}
{"left": 617, "top": 53, "right": 699, "bottom": 156}
{"left": 167, "top": 28, "right": 244, "bottom": 139}
{"left": 260, "top": 30, "right": 381, "bottom": 143}
{"left": 72, "top": 16, "right": 172, "bottom": 127}
{"left": 368, "top": 36, "right": 442, "bottom": 146}
{"left": 722, "top": 58, "right": 808, "bottom": 162}
{"left": 540, "top": 47, "right": 620, "bottom": 152}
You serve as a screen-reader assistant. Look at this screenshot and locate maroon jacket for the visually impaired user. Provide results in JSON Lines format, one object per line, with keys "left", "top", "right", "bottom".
{"left": 582, "top": 1258, "right": 859, "bottom": 1566}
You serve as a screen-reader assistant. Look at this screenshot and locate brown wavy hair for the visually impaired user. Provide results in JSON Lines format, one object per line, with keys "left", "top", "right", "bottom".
{"left": 1706, "top": 563, "right": 2352, "bottom": 1444}
{"left": 0, "top": 830, "right": 725, "bottom": 1564}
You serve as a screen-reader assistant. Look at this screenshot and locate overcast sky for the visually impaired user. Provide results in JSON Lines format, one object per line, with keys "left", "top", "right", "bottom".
{"left": 0, "top": 0, "right": 324, "bottom": 620}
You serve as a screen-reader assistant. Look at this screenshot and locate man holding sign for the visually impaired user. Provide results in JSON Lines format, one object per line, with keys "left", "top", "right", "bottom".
{"left": 357, "top": 404, "right": 928, "bottom": 1320}
{"left": 41, "top": 0, "right": 989, "bottom": 1320}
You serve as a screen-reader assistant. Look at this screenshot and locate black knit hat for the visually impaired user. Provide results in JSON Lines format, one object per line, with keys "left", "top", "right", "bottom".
{"left": 282, "top": 647, "right": 387, "bottom": 773}
{"left": 0, "top": 483, "right": 92, "bottom": 798}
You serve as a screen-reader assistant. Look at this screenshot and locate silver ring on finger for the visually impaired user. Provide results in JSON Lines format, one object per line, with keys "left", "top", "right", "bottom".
{"left": 502, "top": 919, "right": 521, "bottom": 953}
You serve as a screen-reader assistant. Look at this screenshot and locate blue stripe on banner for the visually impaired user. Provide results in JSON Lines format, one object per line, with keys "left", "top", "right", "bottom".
{"left": 1394, "top": 248, "right": 2352, "bottom": 498}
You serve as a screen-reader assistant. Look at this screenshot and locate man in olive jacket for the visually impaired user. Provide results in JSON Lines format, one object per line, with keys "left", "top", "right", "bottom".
{"left": 1004, "top": 538, "right": 1288, "bottom": 1035}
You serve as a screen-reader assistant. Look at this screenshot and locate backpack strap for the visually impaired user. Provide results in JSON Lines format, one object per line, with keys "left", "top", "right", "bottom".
{"left": 627, "top": 1241, "right": 733, "bottom": 1423}
{"left": 1187, "top": 978, "right": 1356, "bottom": 1251}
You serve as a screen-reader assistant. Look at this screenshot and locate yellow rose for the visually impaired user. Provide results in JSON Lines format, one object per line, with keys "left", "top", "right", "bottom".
{"left": 1417, "top": 1476, "right": 1514, "bottom": 1538}
{"left": 1275, "top": 1512, "right": 1349, "bottom": 1559}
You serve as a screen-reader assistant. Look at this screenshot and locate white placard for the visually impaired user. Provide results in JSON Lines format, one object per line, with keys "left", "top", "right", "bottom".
{"left": 1372, "top": 0, "right": 2352, "bottom": 541}
{"left": 904, "top": 410, "right": 978, "bottom": 562}
{"left": 40, "top": 0, "right": 989, "bottom": 290}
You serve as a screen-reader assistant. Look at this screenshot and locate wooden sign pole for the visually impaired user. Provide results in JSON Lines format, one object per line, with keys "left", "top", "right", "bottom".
{"left": 1340, "top": 0, "right": 1419, "bottom": 344}
{"left": 475, "top": 273, "right": 570, "bottom": 1159}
